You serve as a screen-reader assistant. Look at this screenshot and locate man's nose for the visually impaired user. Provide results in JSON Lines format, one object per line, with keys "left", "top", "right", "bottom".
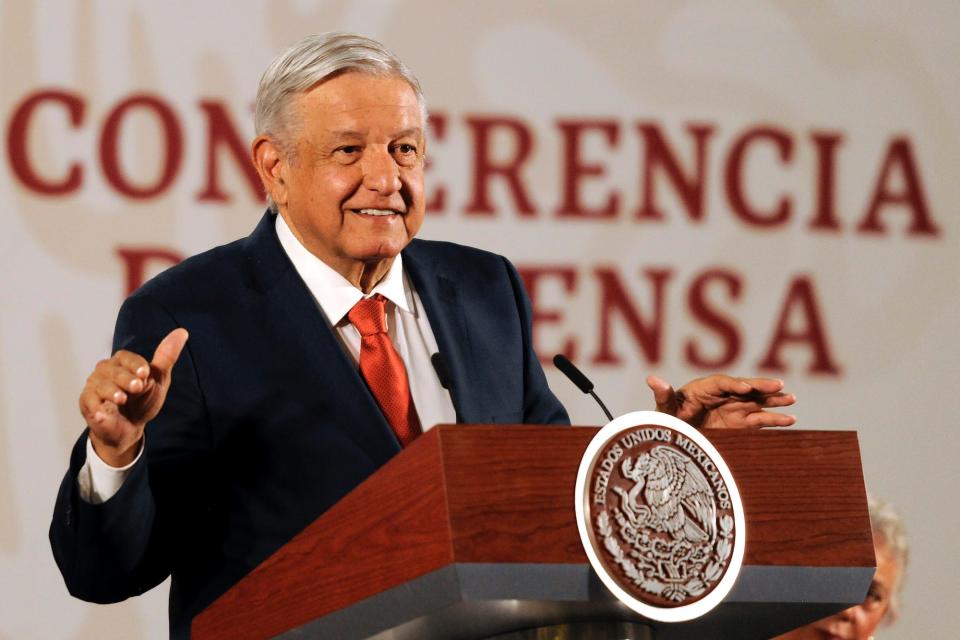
{"left": 361, "top": 149, "right": 401, "bottom": 194}
{"left": 834, "top": 605, "right": 854, "bottom": 622}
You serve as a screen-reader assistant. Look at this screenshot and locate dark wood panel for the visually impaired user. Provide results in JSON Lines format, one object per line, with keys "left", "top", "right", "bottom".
{"left": 439, "top": 426, "right": 873, "bottom": 569}
{"left": 709, "top": 429, "right": 873, "bottom": 567}
{"left": 441, "top": 424, "right": 594, "bottom": 563}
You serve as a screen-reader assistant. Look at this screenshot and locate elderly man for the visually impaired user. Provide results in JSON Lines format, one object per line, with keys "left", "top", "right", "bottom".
{"left": 50, "top": 33, "right": 795, "bottom": 638}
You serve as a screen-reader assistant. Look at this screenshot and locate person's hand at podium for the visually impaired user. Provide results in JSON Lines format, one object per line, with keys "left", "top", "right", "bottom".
{"left": 646, "top": 374, "right": 796, "bottom": 429}
{"left": 78, "top": 328, "right": 189, "bottom": 467}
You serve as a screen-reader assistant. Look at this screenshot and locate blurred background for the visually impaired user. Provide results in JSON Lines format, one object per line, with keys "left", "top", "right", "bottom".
{"left": 1, "top": 1, "right": 957, "bottom": 637}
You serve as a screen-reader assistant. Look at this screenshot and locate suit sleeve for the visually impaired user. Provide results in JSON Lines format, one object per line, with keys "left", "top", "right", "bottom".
{"left": 501, "top": 256, "right": 571, "bottom": 426}
{"left": 49, "top": 291, "right": 211, "bottom": 603}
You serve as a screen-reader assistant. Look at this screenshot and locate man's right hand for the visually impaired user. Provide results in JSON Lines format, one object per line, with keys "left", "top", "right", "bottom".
{"left": 79, "top": 328, "right": 189, "bottom": 468}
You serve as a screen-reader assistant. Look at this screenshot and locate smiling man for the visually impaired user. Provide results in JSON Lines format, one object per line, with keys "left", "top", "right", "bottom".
{"left": 255, "top": 71, "right": 427, "bottom": 291}
{"left": 50, "top": 33, "right": 795, "bottom": 638}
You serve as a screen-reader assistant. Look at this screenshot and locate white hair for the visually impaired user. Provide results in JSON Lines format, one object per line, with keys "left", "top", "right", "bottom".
{"left": 255, "top": 32, "right": 426, "bottom": 146}
{"left": 868, "top": 494, "right": 908, "bottom": 625}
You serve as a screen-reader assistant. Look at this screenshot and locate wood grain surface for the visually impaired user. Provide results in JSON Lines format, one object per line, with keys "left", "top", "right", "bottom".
{"left": 193, "top": 425, "right": 873, "bottom": 639}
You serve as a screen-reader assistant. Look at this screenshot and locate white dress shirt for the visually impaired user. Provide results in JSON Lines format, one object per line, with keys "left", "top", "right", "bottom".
{"left": 79, "top": 214, "right": 456, "bottom": 504}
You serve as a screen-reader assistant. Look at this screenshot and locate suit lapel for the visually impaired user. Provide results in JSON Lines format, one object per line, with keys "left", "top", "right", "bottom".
{"left": 241, "top": 212, "right": 401, "bottom": 464}
{"left": 403, "top": 241, "right": 480, "bottom": 424}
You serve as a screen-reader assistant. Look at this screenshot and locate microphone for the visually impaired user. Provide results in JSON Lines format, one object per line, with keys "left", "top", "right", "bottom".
{"left": 431, "top": 352, "right": 461, "bottom": 421}
{"left": 553, "top": 354, "right": 614, "bottom": 422}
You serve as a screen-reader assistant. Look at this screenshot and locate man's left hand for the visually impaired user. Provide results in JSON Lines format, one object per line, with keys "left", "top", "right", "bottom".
{"left": 646, "top": 374, "right": 796, "bottom": 429}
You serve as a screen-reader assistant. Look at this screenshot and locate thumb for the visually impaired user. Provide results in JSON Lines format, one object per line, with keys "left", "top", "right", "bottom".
{"left": 646, "top": 375, "right": 677, "bottom": 415}
{"left": 151, "top": 328, "right": 189, "bottom": 375}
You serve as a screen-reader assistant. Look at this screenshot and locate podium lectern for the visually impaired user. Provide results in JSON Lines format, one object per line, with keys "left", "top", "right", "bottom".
{"left": 192, "top": 425, "right": 874, "bottom": 639}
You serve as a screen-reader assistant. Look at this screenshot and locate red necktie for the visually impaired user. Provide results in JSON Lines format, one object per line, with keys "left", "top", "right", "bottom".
{"left": 347, "top": 294, "right": 422, "bottom": 446}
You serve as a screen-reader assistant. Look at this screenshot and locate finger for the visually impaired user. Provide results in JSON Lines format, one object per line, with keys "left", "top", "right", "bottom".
{"left": 94, "top": 400, "right": 121, "bottom": 426}
{"left": 94, "top": 379, "right": 128, "bottom": 406}
{"left": 757, "top": 392, "right": 796, "bottom": 408}
{"left": 721, "top": 391, "right": 796, "bottom": 409}
{"left": 111, "top": 366, "right": 147, "bottom": 394}
{"left": 706, "top": 375, "right": 754, "bottom": 396}
{"left": 87, "top": 402, "right": 132, "bottom": 448}
{"left": 151, "top": 328, "right": 189, "bottom": 374}
{"left": 79, "top": 387, "right": 109, "bottom": 423}
{"left": 646, "top": 375, "right": 678, "bottom": 414}
{"left": 81, "top": 395, "right": 119, "bottom": 433}
{"left": 737, "top": 377, "right": 786, "bottom": 394}
{"left": 744, "top": 411, "right": 796, "bottom": 428}
{"left": 704, "top": 396, "right": 795, "bottom": 416}
{"left": 114, "top": 350, "right": 151, "bottom": 379}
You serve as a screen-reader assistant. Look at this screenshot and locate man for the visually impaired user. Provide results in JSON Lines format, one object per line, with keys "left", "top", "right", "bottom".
{"left": 51, "top": 33, "right": 795, "bottom": 638}
{"left": 773, "top": 495, "right": 908, "bottom": 640}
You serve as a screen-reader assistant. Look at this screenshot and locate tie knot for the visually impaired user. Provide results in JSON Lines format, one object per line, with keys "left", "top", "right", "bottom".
{"left": 348, "top": 294, "right": 388, "bottom": 336}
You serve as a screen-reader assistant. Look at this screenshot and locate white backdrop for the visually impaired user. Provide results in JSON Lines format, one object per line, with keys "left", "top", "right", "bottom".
{"left": 1, "top": 2, "right": 957, "bottom": 638}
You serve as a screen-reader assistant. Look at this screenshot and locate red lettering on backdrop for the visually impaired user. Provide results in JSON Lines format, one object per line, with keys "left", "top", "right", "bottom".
{"left": 758, "top": 275, "right": 840, "bottom": 375}
{"left": 809, "top": 131, "right": 844, "bottom": 231}
{"left": 196, "top": 100, "right": 263, "bottom": 203}
{"left": 100, "top": 94, "right": 183, "bottom": 199}
{"left": 685, "top": 269, "right": 743, "bottom": 369}
{"left": 636, "top": 123, "right": 714, "bottom": 223}
{"left": 464, "top": 115, "right": 537, "bottom": 216}
{"left": 857, "top": 137, "right": 938, "bottom": 236}
{"left": 555, "top": 119, "right": 620, "bottom": 219}
{"left": 7, "top": 89, "right": 85, "bottom": 195}
{"left": 725, "top": 126, "right": 794, "bottom": 227}
{"left": 425, "top": 113, "right": 447, "bottom": 213}
{"left": 592, "top": 267, "right": 672, "bottom": 366}
{"left": 116, "top": 247, "right": 184, "bottom": 295}
{"left": 518, "top": 266, "right": 579, "bottom": 363}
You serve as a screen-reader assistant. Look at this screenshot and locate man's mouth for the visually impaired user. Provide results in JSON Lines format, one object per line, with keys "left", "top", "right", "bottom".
{"left": 353, "top": 208, "right": 401, "bottom": 217}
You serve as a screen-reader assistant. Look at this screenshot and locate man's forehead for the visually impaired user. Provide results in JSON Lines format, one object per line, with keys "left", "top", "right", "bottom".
{"left": 299, "top": 72, "right": 420, "bottom": 113}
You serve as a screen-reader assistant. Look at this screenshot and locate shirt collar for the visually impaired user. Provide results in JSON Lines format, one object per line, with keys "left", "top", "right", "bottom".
{"left": 274, "top": 213, "right": 412, "bottom": 325}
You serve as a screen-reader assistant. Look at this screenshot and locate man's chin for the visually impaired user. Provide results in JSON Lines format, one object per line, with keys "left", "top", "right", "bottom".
{"left": 352, "top": 240, "right": 409, "bottom": 264}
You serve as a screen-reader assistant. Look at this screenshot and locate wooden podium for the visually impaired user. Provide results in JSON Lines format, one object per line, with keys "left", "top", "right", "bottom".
{"left": 192, "top": 425, "right": 874, "bottom": 639}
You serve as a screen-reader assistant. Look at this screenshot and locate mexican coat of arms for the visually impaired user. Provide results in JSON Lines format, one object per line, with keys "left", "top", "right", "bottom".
{"left": 575, "top": 411, "right": 745, "bottom": 622}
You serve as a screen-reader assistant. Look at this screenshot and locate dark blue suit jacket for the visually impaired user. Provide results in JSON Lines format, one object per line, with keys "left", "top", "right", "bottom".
{"left": 50, "top": 212, "right": 568, "bottom": 638}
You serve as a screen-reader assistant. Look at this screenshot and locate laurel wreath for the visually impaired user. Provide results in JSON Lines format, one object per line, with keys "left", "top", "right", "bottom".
{"left": 596, "top": 511, "right": 735, "bottom": 602}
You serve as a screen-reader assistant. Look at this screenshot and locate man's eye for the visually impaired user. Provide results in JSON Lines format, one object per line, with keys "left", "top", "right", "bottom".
{"left": 862, "top": 585, "right": 885, "bottom": 608}
{"left": 393, "top": 143, "right": 417, "bottom": 155}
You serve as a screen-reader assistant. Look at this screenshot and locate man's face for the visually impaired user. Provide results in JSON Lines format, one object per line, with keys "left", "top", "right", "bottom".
{"left": 774, "top": 538, "right": 900, "bottom": 640}
{"left": 270, "top": 72, "right": 426, "bottom": 282}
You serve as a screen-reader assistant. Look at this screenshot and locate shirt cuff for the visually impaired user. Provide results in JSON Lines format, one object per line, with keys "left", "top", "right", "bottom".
{"left": 76, "top": 436, "right": 144, "bottom": 505}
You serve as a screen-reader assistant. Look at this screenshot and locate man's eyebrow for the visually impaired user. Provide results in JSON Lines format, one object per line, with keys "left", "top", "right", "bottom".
{"left": 393, "top": 127, "right": 423, "bottom": 139}
{"left": 327, "top": 128, "right": 423, "bottom": 139}
{"left": 328, "top": 130, "right": 364, "bottom": 139}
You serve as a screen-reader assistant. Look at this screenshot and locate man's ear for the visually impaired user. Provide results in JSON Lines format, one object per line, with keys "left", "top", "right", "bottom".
{"left": 251, "top": 136, "right": 287, "bottom": 208}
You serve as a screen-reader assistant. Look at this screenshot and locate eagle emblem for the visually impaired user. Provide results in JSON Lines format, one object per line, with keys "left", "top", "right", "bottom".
{"left": 576, "top": 412, "right": 745, "bottom": 621}
{"left": 614, "top": 446, "right": 716, "bottom": 544}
